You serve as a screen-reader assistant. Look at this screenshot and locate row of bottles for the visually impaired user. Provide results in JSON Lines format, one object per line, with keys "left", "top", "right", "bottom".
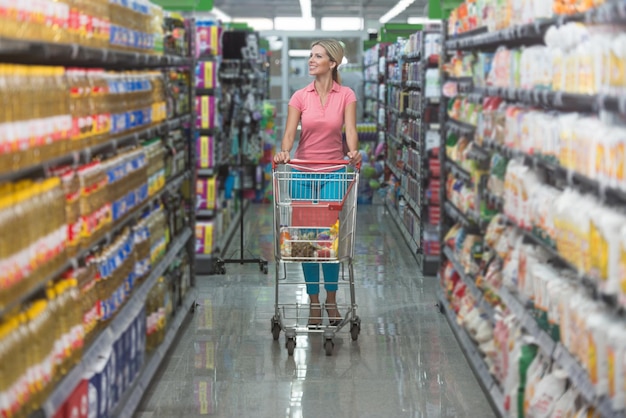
{"left": 0, "top": 277, "right": 83, "bottom": 418}
{"left": 0, "top": 65, "right": 166, "bottom": 175}
{"left": 0, "top": 0, "right": 164, "bottom": 52}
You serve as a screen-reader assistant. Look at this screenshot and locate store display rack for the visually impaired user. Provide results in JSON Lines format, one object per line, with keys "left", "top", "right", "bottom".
{"left": 418, "top": 27, "right": 444, "bottom": 273}
{"left": 206, "top": 51, "right": 269, "bottom": 275}
{"left": 0, "top": 17, "right": 199, "bottom": 418}
{"left": 41, "top": 227, "right": 192, "bottom": 417}
{"left": 438, "top": 2, "right": 626, "bottom": 415}
{"left": 380, "top": 27, "right": 444, "bottom": 273}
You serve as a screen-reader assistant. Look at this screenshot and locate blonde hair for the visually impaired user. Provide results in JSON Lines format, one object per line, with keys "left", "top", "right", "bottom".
{"left": 311, "top": 39, "right": 344, "bottom": 84}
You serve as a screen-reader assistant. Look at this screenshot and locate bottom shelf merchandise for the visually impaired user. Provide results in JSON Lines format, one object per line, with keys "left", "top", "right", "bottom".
{"left": 441, "top": 215, "right": 626, "bottom": 417}
{"left": 0, "top": 189, "right": 192, "bottom": 418}
{"left": 45, "top": 228, "right": 193, "bottom": 418}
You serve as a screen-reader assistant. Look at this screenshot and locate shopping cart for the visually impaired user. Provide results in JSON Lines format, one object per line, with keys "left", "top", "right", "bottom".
{"left": 271, "top": 160, "right": 361, "bottom": 356}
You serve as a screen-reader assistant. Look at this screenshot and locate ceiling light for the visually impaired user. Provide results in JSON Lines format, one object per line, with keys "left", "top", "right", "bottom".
{"left": 407, "top": 17, "right": 441, "bottom": 25}
{"left": 321, "top": 17, "right": 363, "bottom": 31}
{"left": 274, "top": 17, "right": 315, "bottom": 30}
{"left": 379, "top": 0, "right": 416, "bottom": 24}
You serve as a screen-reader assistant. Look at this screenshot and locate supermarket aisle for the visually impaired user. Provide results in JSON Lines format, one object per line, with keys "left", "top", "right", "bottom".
{"left": 136, "top": 203, "right": 496, "bottom": 418}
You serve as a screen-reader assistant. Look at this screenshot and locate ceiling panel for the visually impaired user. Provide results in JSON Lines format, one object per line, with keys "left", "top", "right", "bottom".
{"left": 213, "top": 0, "right": 430, "bottom": 23}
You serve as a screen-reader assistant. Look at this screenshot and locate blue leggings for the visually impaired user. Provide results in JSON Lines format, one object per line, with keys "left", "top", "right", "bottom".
{"left": 291, "top": 167, "right": 346, "bottom": 295}
{"left": 302, "top": 263, "right": 339, "bottom": 295}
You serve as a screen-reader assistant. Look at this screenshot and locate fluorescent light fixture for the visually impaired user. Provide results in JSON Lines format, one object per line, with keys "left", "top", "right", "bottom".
{"left": 288, "top": 49, "right": 311, "bottom": 57}
{"left": 379, "top": 0, "right": 416, "bottom": 24}
{"left": 233, "top": 18, "right": 274, "bottom": 31}
{"left": 321, "top": 17, "right": 363, "bottom": 31}
{"left": 274, "top": 17, "right": 315, "bottom": 31}
{"left": 211, "top": 6, "right": 232, "bottom": 22}
{"left": 299, "top": 0, "right": 312, "bottom": 19}
{"left": 407, "top": 17, "right": 441, "bottom": 24}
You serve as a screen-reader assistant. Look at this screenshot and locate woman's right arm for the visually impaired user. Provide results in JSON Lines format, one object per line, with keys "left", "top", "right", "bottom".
{"left": 274, "top": 105, "right": 301, "bottom": 164}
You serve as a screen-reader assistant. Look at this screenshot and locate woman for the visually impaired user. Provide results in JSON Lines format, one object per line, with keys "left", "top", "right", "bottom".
{"left": 274, "top": 39, "right": 361, "bottom": 327}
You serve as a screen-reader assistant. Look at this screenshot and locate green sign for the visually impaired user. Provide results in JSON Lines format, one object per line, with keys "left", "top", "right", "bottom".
{"left": 151, "top": 0, "right": 214, "bottom": 11}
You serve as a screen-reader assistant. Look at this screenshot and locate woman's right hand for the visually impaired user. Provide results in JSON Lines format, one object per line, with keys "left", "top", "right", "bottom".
{"left": 274, "top": 151, "right": 291, "bottom": 164}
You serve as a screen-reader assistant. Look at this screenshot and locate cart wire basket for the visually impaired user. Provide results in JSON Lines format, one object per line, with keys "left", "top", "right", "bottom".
{"left": 271, "top": 159, "right": 361, "bottom": 356}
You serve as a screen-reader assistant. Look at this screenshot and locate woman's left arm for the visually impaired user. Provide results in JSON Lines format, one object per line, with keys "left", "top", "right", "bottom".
{"left": 344, "top": 101, "right": 361, "bottom": 165}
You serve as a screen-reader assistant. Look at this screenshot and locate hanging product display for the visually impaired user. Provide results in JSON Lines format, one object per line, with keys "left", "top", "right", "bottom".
{"left": 439, "top": 1, "right": 626, "bottom": 417}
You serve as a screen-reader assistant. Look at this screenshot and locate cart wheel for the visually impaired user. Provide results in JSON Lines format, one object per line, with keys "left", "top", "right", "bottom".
{"left": 263, "top": 265, "right": 268, "bottom": 275}
{"left": 271, "top": 323, "right": 281, "bottom": 341}
{"left": 324, "top": 339, "right": 334, "bottom": 356}
{"left": 219, "top": 266, "right": 226, "bottom": 275}
{"left": 350, "top": 323, "right": 360, "bottom": 341}
{"left": 286, "top": 338, "right": 296, "bottom": 355}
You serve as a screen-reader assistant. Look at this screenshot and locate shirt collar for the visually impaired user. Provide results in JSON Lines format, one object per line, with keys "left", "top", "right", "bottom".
{"left": 306, "top": 81, "right": 340, "bottom": 93}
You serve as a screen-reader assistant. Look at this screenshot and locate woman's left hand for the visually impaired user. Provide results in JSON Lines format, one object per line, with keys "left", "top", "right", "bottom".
{"left": 346, "top": 150, "right": 361, "bottom": 166}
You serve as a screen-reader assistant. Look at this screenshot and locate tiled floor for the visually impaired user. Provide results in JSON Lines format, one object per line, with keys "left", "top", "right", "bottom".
{"left": 136, "top": 203, "right": 496, "bottom": 417}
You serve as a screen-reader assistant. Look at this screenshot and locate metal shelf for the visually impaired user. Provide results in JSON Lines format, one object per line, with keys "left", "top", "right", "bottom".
{"left": 0, "top": 37, "right": 192, "bottom": 68}
{"left": 197, "top": 168, "right": 218, "bottom": 177}
{"left": 0, "top": 114, "right": 191, "bottom": 182}
{"left": 196, "top": 87, "right": 220, "bottom": 96}
{"left": 444, "top": 201, "right": 484, "bottom": 231}
{"left": 42, "top": 227, "right": 193, "bottom": 417}
{"left": 197, "top": 209, "right": 216, "bottom": 218}
{"left": 446, "top": 2, "right": 626, "bottom": 52}
{"left": 445, "top": 160, "right": 473, "bottom": 184}
{"left": 445, "top": 118, "right": 477, "bottom": 135}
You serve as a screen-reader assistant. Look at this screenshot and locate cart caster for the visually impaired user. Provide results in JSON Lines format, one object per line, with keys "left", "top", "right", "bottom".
{"left": 260, "top": 262, "right": 268, "bottom": 275}
{"left": 324, "top": 339, "right": 334, "bottom": 356}
{"left": 350, "top": 323, "right": 361, "bottom": 341}
{"left": 271, "top": 319, "right": 281, "bottom": 341}
{"left": 286, "top": 338, "right": 296, "bottom": 356}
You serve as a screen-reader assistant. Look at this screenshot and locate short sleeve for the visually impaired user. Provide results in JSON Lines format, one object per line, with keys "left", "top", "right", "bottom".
{"left": 288, "top": 89, "right": 304, "bottom": 111}
{"left": 345, "top": 87, "right": 357, "bottom": 105}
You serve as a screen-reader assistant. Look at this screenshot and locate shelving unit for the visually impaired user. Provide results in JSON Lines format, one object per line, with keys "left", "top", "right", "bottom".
{"left": 438, "top": 2, "right": 626, "bottom": 415}
{"left": 381, "top": 26, "right": 443, "bottom": 273}
{"left": 0, "top": 11, "right": 198, "bottom": 418}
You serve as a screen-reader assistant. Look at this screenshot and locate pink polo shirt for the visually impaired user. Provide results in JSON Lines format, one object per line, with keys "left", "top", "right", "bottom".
{"left": 289, "top": 81, "right": 357, "bottom": 161}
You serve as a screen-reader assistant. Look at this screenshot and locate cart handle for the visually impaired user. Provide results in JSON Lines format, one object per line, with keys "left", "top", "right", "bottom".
{"left": 273, "top": 159, "right": 361, "bottom": 170}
